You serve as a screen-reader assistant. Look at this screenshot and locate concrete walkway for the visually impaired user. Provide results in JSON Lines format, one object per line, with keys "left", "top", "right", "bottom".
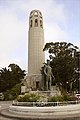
{"left": 1, "top": 104, "right": 80, "bottom": 120}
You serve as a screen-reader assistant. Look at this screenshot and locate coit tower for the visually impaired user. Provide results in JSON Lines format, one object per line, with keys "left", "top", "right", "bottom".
{"left": 28, "top": 10, "right": 45, "bottom": 75}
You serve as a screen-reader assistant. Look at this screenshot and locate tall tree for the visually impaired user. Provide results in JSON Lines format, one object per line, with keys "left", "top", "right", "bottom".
{"left": 0, "top": 64, "right": 26, "bottom": 92}
{"left": 8, "top": 64, "right": 26, "bottom": 83}
{"left": 43, "top": 42, "right": 79, "bottom": 94}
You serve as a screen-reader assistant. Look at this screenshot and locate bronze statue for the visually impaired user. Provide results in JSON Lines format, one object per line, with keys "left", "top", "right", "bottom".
{"left": 44, "top": 60, "right": 54, "bottom": 91}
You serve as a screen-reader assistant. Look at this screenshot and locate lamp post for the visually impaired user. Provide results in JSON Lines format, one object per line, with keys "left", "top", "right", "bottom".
{"left": 75, "top": 50, "right": 80, "bottom": 93}
{"left": 78, "top": 51, "right": 80, "bottom": 93}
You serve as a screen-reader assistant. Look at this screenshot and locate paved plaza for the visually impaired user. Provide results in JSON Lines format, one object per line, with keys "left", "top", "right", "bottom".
{"left": 1, "top": 101, "right": 80, "bottom": 119}
{"left": 0, "top": 101, "right": 17, "bottom": 120}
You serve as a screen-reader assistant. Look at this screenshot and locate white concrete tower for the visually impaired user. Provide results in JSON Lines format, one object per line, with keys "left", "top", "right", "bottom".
{"left": 28, "top": 10, "right": 45, "bottom": 75}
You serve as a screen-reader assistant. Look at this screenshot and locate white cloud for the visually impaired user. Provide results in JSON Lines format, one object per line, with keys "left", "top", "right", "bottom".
{"left": 0, "top": 0, "right": 68, "bottom": 70}
{"left": 44, "top": 22, "right": 68, "bottom": 44}
{"left": 0, "top": 9, "right": 26, "bottom": 68}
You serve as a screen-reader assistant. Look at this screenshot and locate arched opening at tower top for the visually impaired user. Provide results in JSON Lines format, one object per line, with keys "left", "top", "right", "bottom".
{"left": 34, "top": 11, "right": 38, "bottom": 15}
{"left": 40, "top": 20, "right": 43, "bottom": 28}
{"left": 35, "top": 19, "right": 38, "bottom": 27}
{"left": 30, "top": 20, "right": 32, "bottom": 27}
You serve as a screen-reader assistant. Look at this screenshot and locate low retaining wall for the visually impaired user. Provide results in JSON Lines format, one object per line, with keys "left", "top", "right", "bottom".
{"left": 9, "top": 104, "right": 80, "bottom": 116}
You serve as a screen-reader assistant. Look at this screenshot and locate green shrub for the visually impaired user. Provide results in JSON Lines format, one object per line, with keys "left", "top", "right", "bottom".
{"left": 49, "top": 95, "right": 64, "bottom": 102}
{"left": 4, "top": 84, "right": 21, "bottom": 100}
{"left": 63, "top": 94, "right": 69, "bottom": 101}
{"left": 17, "top": 93, "right": 41, "bottom": 102}
{"left": 49, "top": 95, "right": 76, "bottom": 102}
{"left": 62, "top": 94, "right": 76, "bottom": 101}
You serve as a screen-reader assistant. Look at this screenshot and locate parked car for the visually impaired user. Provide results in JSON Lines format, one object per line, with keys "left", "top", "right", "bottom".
{"left": 75, "top": 94, "right": 80, "bottom": 100}
{"left": 0, "top": 92, "right": 4, "bottom": 100}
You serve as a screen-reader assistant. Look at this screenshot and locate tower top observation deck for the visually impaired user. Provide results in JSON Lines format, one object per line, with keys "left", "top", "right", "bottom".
{"left": 30, "top": 10, "right": 42, "bottom": 17}
{"left": 29, "top": 10, "right": 43, "bottom": 29}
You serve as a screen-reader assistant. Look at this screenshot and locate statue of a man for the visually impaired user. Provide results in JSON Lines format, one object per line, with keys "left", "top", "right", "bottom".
{"left": 44, "top": 60, "right": 53, "bottom": 91}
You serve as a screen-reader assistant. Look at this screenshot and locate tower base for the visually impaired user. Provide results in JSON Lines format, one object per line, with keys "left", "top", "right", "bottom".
{"left": 22, "top": 74, "right": 42, "bottom": 92}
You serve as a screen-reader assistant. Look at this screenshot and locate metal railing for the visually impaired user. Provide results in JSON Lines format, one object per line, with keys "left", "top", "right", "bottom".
{"left": 12, "top": 100, "right": 80, "bottom": 107}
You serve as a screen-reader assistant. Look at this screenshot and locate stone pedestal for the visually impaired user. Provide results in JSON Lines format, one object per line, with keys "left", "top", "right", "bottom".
{"left": 21, "top": 86, "right": 26, "bottom": 93}
{"left": 22, "top": 75, "right": 61, "bottom": 96}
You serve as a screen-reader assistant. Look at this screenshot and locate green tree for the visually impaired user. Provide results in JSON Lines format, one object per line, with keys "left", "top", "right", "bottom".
{"left": 4, "top": 83, "right": 21, "bottom": 100}
{"left": 43, "top": 42, "right": 79, "bottom": 94}
{"left": 0, "top": 67, "right": 11, "bottom": 92}
{"left": 8, "top": 64, "right": 26, "bottom": 84}
{"left": 0, "top": 64, "right": 26, "bottom": 92}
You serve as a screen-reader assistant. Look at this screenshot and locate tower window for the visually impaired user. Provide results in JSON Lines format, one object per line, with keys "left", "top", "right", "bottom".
{"left": 40, "top": 20, "right": 42, "bottom": 27}
{"left": 34, "top": 11, "right": 38, "bottom": 15}
{"left": 34, "top": 11, "right": 38, "bottom": 17}
{"left": 40, "top": 16, "right": 42, "bottom": 19}
{"left": 35, "top": 19, "right": 38, "bottom": 27}
{"left": 39, "top": 12, "right": 42, "bottom": 15}
{"left": 30, "top": 20, "right": 32, "bottom": 27}
{"left": 30, "top": 16, "right": 32, "bottom": 18}
{"left": 36, "top": 81, "right": 39, "bottom": 89}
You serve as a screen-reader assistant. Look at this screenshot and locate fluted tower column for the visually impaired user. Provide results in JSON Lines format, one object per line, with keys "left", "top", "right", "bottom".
{"left": 28, "top": 10, "right": 45, "bottom": 75}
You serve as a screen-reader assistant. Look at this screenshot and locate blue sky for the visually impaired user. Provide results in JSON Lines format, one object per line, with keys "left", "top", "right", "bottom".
{"left": 0, "top": 0, "right": 80, "bottom": 71}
